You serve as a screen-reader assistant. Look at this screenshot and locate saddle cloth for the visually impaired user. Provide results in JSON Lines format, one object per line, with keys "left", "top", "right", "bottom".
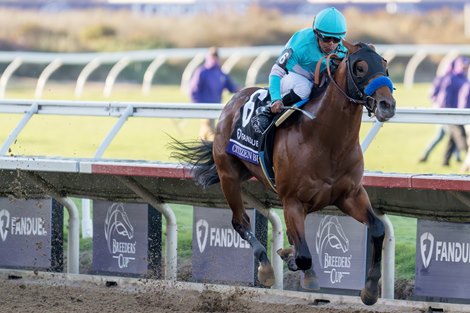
{"left": 225, "top": 89, "right": 270, "bottom": 165}
{"left": 226, "top": 88, "right": 311, "bottom": 191}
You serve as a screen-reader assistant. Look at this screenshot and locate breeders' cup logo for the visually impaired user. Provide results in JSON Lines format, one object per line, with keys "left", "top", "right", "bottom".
{"left": 0, "top": 209, "right": 10, "bottom": 242}
{"left": 420, "top": 232, "right": 434, "bottom": 269}
{"left": 104, "top": 203, "right": 136, "bottom": 268}
{"left": 315, "top": 216, "right": 351, "bottom": 284}
{"left": 196, "top": 219, "right": 209, "bottom": 253}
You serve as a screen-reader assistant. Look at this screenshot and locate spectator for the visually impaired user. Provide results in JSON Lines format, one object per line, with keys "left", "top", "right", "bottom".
{"left": 438, "top": 56, "right": 470, "bottom": 166}
{"left": 189, "top": 47, "right": 239, "bottom": 140}
{"left": 458, "top": 76, "right": 470, "bottom": 171}
{"left": 418, "top": 59, "right": 461, "bottom": 163}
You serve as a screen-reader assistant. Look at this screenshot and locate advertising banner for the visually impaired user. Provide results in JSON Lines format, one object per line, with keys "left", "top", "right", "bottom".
{"left": 0, "top": 198, "right": 63, "bottom": 271}
{"left": 93, "top": 201, "right": 161, "bottom": 276}
{"left": 192, "top": 207, "right": 256, "bottom": 284}
{"left": 305, "top": 213, "right": 368, "bottom": 291}
{"left": 415, "top": 219, "right": 470, "bottom": 299}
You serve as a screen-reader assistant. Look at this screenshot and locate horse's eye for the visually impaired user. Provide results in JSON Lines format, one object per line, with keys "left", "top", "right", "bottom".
{"left": 353, "top": 61, "right": 368, "bottom": 77}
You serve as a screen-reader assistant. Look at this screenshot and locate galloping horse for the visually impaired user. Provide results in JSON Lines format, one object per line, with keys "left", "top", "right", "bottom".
{"left": 172, "top": 40, "right": 395, "bottom": 305}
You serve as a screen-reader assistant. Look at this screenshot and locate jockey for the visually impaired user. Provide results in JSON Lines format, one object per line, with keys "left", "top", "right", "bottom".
{"left": 256, "top": 7, "right": 348, "bottom": 132}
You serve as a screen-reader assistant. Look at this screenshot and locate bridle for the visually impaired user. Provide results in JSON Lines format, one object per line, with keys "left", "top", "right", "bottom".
{"left": 321, "top": 43, "right": 394, "bottom": 116}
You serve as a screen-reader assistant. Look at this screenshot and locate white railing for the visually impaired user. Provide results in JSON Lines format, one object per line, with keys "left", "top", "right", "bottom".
{"left": 2, "top": 98, "right": 470, "bottom": 158}
{"left": 1, "top": 44, "right": 470, "bottom": 98}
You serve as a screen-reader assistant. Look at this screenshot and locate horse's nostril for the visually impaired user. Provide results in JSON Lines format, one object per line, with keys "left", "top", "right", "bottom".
{"left": 380, "top": 100, "right": 395, "bottom": 110}
{"left": 380, "top": 100, "right": 389, "bottom": 109}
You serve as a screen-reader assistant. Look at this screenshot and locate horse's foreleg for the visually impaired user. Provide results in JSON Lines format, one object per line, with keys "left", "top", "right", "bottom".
{"left": 361, "top": 210, "right": 385, "bottom": 305}
{"left": 218, "top": 168, "right": 274, "bottom": 287}
{"left": 283, "top": 200, "right": 311, "bottom": 270}
{"left": 337, "top": 187, "right": 384, "bottom": 306}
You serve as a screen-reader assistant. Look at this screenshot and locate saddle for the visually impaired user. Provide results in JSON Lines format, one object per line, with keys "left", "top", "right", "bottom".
{"left": 226, "top": 89, "right": 311, "bottom": 192}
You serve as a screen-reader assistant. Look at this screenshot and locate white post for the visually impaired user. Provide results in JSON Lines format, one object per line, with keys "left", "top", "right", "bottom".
{"left": 116, "top": 176, "right": 178, "bottom": 281}
{"left": 23, "top": 171, "right": 80, "bottom": 274}
{"left": 376, "top": 212, "right": 395, "bottom": 299}
{"left": 81, "top": 199, "right": 93, "bottom": 238}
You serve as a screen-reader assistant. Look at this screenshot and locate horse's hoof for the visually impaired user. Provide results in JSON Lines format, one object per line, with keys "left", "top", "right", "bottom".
{"left": 276, "top": 247, "right": 294, "bottom": 260}
{"left": 360, "top": 287, "right": 378, "bottom": 306}
{"left": 277, "top": 248, "right": 298, "bottom": 271}
{"left": 258, "top": 263, "right": 275, "bottom": 287}
{"left": 300, "top": 268, "right": 319, "bottom": 290}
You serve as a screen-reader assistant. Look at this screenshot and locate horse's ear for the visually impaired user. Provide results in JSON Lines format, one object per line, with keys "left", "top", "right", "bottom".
{"left": 342, "top": 39, "right": 358, "bottom": 53}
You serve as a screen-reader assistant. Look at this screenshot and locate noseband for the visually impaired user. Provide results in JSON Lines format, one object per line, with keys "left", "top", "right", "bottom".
{"left": 326, "top": 43, "right": 394, "bottom": 116}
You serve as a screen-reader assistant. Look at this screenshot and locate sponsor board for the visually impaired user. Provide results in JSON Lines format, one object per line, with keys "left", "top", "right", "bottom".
{"left": 415, "top": 219, "right": 470, "bottom": 299}
{"left": 93, "top": 201, "right": 161, "bottom": 276}
{"left": 192, "top": 207, "right": 257, "bottom": 284}
{"left": 0, "top": 198, "right": 63, "bottom": 271}
{"left": 305, "top": 213, "right": 368, "bottom": 290}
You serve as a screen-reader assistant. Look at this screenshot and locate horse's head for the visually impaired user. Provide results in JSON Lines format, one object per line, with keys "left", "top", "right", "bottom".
{"left": 340, "top": 40, "right": 396, "bottom": 122}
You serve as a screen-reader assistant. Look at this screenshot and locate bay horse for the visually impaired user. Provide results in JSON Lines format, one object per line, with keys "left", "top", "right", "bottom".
{"left": 172, "top": 41, "right": 396, "bottom": 305}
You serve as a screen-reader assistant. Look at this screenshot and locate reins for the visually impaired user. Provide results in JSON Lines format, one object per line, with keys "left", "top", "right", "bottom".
{"left": 314, "top": 46, "right": 394, "bottom": 117}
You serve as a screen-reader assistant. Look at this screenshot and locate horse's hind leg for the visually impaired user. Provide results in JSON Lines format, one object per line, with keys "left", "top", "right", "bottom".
{"left": 337, "top": 187, "right": 384, "bottom": 306}
{"left": 216, "top": 159, "right": 275, "bottom": 287}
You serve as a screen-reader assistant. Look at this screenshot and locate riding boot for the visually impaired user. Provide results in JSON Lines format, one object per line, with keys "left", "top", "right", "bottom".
{"left": 255, "top": 90, "right": 302, "bottom": 133}
{"left": 255, "top": 105, "right": 273, "bottom": 133}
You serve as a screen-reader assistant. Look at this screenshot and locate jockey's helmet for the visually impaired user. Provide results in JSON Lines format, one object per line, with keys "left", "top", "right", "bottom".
{"left": 313, "top": 7, "right": 347, "bottom": 39}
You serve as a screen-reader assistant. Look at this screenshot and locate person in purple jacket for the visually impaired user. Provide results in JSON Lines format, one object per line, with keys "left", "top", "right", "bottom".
{"left": 419, "top": 58, "right": 461, "bottom": 163}
{"left": 458, "top": 69, "right": 470, "bottom": 171}
{"left": 190, "top": 47, "right": 239, "bottom": 140}
{"left": 439, "top": 56, "right": 469, "bottom": 166}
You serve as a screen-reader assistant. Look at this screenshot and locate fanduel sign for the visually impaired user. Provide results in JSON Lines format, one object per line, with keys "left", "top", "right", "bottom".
{"left": 305, "top": 213, "right": 368, "bottom": 290}
{"left": 0, "top": 198, "right": 63, "bottom": 270}
{"left": 415, "top": 220, "right": 470, "bottom": 299}
{"left": 192, "top": 207, "right": 255, "bottom": 284}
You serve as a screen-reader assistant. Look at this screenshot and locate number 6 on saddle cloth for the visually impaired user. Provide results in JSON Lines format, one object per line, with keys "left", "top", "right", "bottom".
{"left": 225, "top": 89, "right": 311, "bottom": 191}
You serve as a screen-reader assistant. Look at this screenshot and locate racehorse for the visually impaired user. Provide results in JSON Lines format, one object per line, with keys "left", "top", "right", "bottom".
{"left": 172, "top": 40, "right": 396, "bottom": 305}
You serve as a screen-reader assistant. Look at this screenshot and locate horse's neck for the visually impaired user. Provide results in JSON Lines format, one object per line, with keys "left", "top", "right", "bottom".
{"left": 307, "top": 72, "right": 363, "bottom": 147}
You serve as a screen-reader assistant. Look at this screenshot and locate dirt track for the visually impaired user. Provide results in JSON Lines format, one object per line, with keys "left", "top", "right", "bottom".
{"left": 2, "top": 273, "right": 468, "bottom": 313}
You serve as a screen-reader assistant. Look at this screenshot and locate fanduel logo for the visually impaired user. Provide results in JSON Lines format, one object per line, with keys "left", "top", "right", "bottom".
{"left": 420, "top": 232, "right": 434, "bottom": 269}
{"left": 419, "top": 231, "right": 470, "bottom": 269}
{"left": 0, "top": 209, "right": 10, "bottom": 242}
{"left": 196, "top": 219, "right": 209, "bottom": 253}
{"left": 0, "top": 209, "right": 47, "bottom": 242}
{"left": 195, "top": 218, "right": 250, "bottom": 253}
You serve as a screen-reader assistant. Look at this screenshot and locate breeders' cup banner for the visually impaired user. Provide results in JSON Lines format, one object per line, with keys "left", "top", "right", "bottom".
{"left": 192, "top": 206, "right": 255, "bottom": 284}
{"left": 93, "top": 201, "right": 151, "bottom": 275}
{"left": 415, "top": 220, "right": 470, "bottom": 299}
{"left": 0, "top": 198, "right": 63, "bottom": 271}
{"left": 305, "top": 213, "right": 368, "bottom": 290}
{"left": 226, "top": 89, "right": 269, "bottom": 165}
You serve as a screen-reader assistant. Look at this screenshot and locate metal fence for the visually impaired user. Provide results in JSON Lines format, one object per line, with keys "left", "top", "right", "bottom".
{"left": 1, "top": 44, "right": 470, "bottom": 99}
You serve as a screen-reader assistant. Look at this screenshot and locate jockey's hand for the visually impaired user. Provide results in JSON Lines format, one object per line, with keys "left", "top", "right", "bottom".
{"left": 270, "top": 100, "right": 284, "bottom": 113}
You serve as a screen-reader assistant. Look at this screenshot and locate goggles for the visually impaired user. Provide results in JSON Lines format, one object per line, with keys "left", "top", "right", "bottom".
{"left": 315, "top": 30, "right": 341, "bottom": 44}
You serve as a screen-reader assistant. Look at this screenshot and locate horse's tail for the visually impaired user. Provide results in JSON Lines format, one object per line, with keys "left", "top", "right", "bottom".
{"left": 169, "top": 137, "right": 220, "bottom": 188}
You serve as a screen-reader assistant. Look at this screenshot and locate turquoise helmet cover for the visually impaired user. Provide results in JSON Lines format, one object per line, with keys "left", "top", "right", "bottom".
{"left": 313, "top": 7, "right": 347, "bottom": 39}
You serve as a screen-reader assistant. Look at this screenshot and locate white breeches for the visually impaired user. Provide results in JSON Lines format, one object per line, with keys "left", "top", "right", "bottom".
{"left": 280, "top": 72, "right": 313, "bottom": 100}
